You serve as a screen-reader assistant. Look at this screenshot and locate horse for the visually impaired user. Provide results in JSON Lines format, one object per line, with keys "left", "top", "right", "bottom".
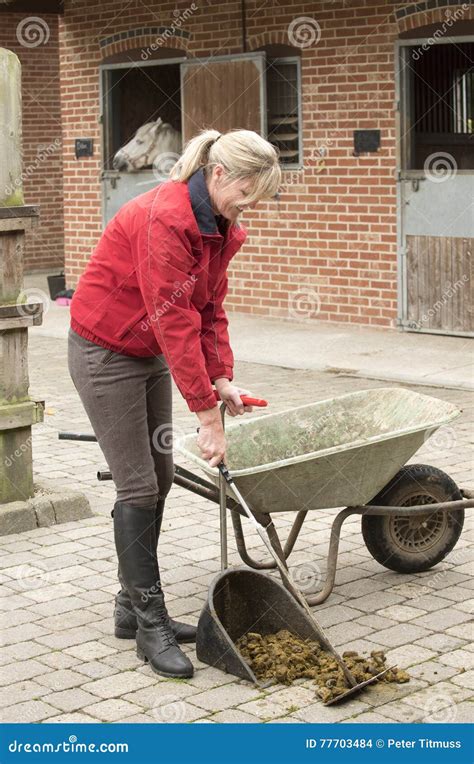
{"left": 112, "top": 118, "right": 182, "bottom": 172}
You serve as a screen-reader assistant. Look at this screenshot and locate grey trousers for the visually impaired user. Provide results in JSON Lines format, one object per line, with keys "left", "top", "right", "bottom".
{"left": 67, "top": 328, "right": 174, "bottom": 507}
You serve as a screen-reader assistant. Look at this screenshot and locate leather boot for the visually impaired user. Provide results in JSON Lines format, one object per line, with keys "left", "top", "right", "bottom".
{"left": 113, "top": 499, "right": 197, "bottom": 643}
{"left": 113, "top": 500, "right": 193, "bottom": 679}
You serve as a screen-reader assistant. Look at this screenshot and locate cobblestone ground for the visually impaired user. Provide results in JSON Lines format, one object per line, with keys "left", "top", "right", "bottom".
{"left": 0, "top": 333, "right": 472, "bottom": 724}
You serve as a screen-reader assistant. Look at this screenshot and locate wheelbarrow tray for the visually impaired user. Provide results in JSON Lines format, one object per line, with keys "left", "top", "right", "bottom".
{"left": 176, "top": 387, "right": 461, "bottom": 513}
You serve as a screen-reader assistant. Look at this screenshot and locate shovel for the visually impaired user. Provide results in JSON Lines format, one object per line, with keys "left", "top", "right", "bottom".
{"left": 197, "top": 462, "right": 391, "bottom": 705}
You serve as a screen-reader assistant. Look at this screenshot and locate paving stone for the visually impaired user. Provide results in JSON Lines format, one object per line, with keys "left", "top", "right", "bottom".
{"left": 189, "top": 683, "right": 262, "bottom": 711}
{"left": 212, "top": 707, "right": 262, "bottom": 723}
{"left": 385, "top": 644, "right": 438, "bottom": 667}
{"left": 325, "top": 621, "right": 373, "bottom": 646}
{"left": 378, "top": 604, "right": 427, "bottom": 621}
{"left": 294, "top": 699, "right": 371, "bottom": 723}
{"left": 20, "top": 583, "right": 85, "bottom": 603}
{"left": 46, "top": 688, "right": 98, "bottom": 713}
{"left": 340, "top": 578, "right": 388, "bottom": 597}
{"left": 0, "top": 680, "right": 51, "bottom": 708}
{"left": 439, "top": 649, "right": 474, "bottom": 670}
{"left": 375, "top": 700, "right": 425, "bottom": 723}
{"left": 37, "top": 652, "right": 80, "bottom": 670}
{"left": 2, "top": 641, "right": 50, "bottom": 661}
{"left": 414, "top": 633, "right": 466, "bottom": 653}
{"left": 82, "top": 698, "right": 143, "bottom": 722}
{"left": 346, "top": 591, "right": 406, "bottom": 612}
{"left": 0, "top": 593, "right": 35, "bottom": 612}
{"left": 0, "top": 700, "right": 58, "bottom": 722}
{"left": 123, "top": 680, "right": 201, "bottom": 710}
{"left": 150, "top": 700, "right": 208, "bottom": 724}
{"left": 402, "top": 680, "right": 472, "bottom": 722}
{"left": 26, "top": 596, "right": 92, "bottom": 617}
{"left": 48, "top": 712, "right": 98, "bottom": 723}
{"left": 410, "top": 608, "right": 472, "bottom": 632}
{"left": 366, "top": 623, "right": 431, "bottom": 648}
{"left": 238, "top": 697, "right": 289, "bottom": 720}
{"left": 1, "top": 623, "right": 50, "bottom": 646}
{"left": 446, "top": 623, "right": 473, "bottom": 640}
{"left": 37, "top": 542, "right": 89, "bottom": 558}
{"left": 0, "top": 659, "right": 49, "bottom": 687}
{"left": 408, "top": 660, "right": 459, "bottom": 683}
{"left": 73, "top": 661, "right": 118, "bottom": 679}
{"left": 35, "top": 669, "right": 88, "bottom": 691}
{"left": 82, "top": 671, "right": 155, "bottom": 699}
{"left": 266, "top": 685, "right": 318, "bottom": 709}
{"left": 64, "top": 641, "right": 117, "bottom": 661}
{"left": 346, "top": 711, "right": 396, "bottom": 723}
{"left": 355, "top": 614, "right": 398, "bottom": 631}
{"left": 453, "top": 599, "right": 474, "bottom": 615}
{"left": 313, "top": 605, "right": 363, "bottom": 628}
{"left": 35, "top": 627, "right": 104, "bottom": 650}
{"left": 450, "top": 669, "right": 474, "bottom": 690}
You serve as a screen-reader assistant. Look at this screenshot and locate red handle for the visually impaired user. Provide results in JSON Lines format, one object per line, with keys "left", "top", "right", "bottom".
{"left": 213, "top": 390, "right": 268, "bottom": 407}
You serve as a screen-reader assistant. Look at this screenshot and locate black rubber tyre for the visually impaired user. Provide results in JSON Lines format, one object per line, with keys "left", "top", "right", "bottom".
{"left": 361, "top": 464, "right": 464, "bottom": 573}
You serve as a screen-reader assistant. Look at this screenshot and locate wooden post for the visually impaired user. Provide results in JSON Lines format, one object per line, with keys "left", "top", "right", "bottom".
{"left": 0, "top": 49, "right": 43, "bottom": 504}
{"left": 0, "top": 48, "right": 24, "bottom": 207}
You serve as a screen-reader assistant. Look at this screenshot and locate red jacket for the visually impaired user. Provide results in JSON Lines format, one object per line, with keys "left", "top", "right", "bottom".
{"left": 70, "top": 168, "right": 247, "bottom": 412}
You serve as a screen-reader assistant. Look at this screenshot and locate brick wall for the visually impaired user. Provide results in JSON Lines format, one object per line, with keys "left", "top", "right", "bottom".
{"left": 1, "top": 13, "right": 64, "bottom": 272}
{"left": 57, "top": 0, "right": 473, "bottom": 328}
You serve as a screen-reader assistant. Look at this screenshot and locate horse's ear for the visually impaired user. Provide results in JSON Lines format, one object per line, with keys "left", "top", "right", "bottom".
{"left": 155, "top": 117, "right": 163, "bottom": 129}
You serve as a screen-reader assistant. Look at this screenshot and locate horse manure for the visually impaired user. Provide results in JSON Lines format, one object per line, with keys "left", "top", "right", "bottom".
{"left": 235, "top": 629, "right": 410, "bottom": 703}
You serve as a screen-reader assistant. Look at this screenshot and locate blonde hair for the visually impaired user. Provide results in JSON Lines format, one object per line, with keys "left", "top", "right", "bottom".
{"left": 169, "top": 128, "right": 281, "bottom": 206}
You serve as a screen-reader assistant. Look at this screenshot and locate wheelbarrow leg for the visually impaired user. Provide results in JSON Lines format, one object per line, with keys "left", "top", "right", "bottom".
{"left": 230, "top": 508, "right": 307, "bottom": 571}
{"left": 219, "top": 469, "right": 228, "bottom": 571}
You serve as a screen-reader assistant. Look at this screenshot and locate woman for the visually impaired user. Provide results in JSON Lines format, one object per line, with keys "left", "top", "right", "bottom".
{"left": 68, "top": 128, "right": 281, "bottom": 679}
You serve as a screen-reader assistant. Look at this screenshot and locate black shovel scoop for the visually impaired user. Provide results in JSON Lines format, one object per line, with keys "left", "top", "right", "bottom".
{"left": 196, "top": 462, "right": 392, "bottom": 705}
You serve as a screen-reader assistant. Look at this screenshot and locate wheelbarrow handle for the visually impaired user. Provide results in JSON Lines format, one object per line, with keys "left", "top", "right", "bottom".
{"left": 213, "top": 390, "right": 268, "bottom": 407}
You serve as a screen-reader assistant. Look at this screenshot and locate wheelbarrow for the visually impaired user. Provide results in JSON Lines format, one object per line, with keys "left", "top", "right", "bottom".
{"left": 60, "top": 386, "right": 473, "bottom": 703}
{"left": 173, "top": 386, "right": 473, "bottom": 701}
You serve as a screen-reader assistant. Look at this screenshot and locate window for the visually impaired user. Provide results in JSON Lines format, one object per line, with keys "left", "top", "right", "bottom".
{"left": 266, "top": 57, "right": 301, "bottom": 167}
{"left": 256, "top": 44, "right": 302, "bottom": 168}
{"left": 403, "top": 41, "right": 474, "bottom": 170}
{"left": 454, "top": 69, "right": 473, "bottom": 134}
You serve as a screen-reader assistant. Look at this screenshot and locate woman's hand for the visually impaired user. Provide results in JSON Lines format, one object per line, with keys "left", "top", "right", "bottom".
{"left": 196, "top": 407, "right": 226, "bottom": 467}
{"left": 214, "top": 378, "right": 254, "bottom": 417}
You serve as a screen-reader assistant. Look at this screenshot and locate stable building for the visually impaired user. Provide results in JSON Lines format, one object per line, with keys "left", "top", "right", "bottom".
{"left": 1, "top": 0, "right": 473, "bottom": 336}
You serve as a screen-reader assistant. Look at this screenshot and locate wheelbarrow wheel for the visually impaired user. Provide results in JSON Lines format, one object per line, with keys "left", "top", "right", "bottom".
{"left": 361, "top": 463, "right": 464, "bottom": 573}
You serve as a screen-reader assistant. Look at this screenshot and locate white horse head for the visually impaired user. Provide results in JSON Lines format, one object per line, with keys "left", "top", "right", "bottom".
{"left": 113, "top": 118, "right": 182, "bottom": 172}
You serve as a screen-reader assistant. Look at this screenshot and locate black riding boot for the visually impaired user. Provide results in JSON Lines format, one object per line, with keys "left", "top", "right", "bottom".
{"left": 113, "top": 499, "right": 197, "bottom": 643}
{"left": 113, "top": 500, "right": 193, "bottom": 679}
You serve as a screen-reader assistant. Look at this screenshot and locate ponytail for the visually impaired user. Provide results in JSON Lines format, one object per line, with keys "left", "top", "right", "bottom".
{"left": 169, "top": 128, "right": 281, "bottom": 204}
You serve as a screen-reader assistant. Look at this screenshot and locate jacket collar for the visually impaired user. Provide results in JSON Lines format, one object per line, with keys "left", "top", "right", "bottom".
{"left": 187, "top": 167, "right": 243, "bottom": 237}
